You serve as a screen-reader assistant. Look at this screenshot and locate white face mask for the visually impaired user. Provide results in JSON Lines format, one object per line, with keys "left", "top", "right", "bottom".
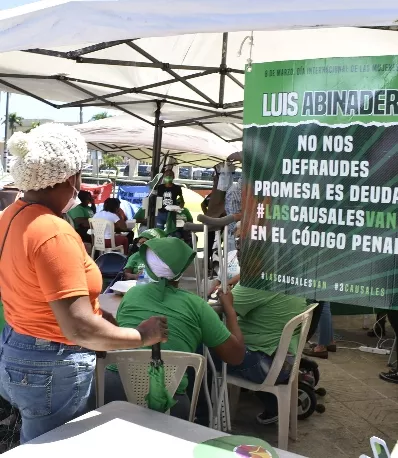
{"left": 62, "top": 178, "right": 80, "bottom": 214}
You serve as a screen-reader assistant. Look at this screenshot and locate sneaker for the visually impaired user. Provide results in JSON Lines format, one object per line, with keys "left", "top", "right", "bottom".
{"left": 379, "top": 369, "right": 398, "bottom": 384}
{"left": 256, "top": 411, "right": 278, "bottom": 425}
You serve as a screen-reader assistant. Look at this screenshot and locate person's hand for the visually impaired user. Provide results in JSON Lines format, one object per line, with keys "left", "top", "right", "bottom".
{"left": 136, "top": 316, "right": 168, "bottom": 346}
{"left": 218, "top": 289, "right": 234, "bottom": 310}
{"left": 209, "top": 280, "right": 221, "bottom": 296}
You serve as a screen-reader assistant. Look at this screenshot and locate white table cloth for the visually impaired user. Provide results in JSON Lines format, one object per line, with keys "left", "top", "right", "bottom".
{"left": 3, "top": 402, "right": 307, "bottom": 458}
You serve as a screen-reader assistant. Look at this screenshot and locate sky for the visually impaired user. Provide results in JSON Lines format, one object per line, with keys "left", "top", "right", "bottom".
{"left": 0, "top": 0, "right": 113, "bottom": 135}
{"left": 1, "top": 0, "right": 37, "bottom": 8}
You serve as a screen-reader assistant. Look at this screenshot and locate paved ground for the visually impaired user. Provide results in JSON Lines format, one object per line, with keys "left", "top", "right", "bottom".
{"left": 181, "top": 273, "right": 398, "bottom": 458}
{"left": 230, "top": 318, "right": 398, "bottom": 458}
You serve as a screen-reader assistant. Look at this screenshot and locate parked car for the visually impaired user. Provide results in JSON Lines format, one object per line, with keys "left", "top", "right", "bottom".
{"left": 192, "top": 167, "right": 205, "bottom": 180}
{"left": 82, "top": 165, "right": 93, "bottom": 174}
{"left": 179, "top": 167, "right": 190, "bottom": 179}
{"left": 201, "top": 168, "right": 214, "bottom": 181}
{"left": 99, "top": 168, "right": 117, "bottom": 176}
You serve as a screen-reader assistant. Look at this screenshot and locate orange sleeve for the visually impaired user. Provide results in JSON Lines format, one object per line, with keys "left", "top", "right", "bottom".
{"left": 34, "top": 233, "right": 89, "bottom": 302}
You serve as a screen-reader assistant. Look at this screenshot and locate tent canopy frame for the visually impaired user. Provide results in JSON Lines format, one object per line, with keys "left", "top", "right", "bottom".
{"left": 4, "top": 33, "right": 245, "bottom": 135}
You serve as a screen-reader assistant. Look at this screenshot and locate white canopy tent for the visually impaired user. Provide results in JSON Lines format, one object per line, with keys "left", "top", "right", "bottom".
{"left": 74, "top": 114, "right": 240, "bottom": 167}
{"left": 1, "top": 0, "right": 397, "bottom": 53}
{"left": 1, "top": 1, "right": 397, "bottom": 222}
{"left": 0, "top": 2, "right": 398, "bottom": 169}
{"left": 0, "top": 27, "right": 398, "bottom": 142}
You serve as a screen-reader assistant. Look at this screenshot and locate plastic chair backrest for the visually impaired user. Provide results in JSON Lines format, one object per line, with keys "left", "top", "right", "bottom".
{"left": 89, "top": 218, "right": 116, "bottom": 251}
{"left": 260, "top": 303, "right": 318, "bottom": 388}
{"left": 95, "top": 252, "right": 127, "bottom": 277}
{"left": 96, "top": 350, "right": 205, "bottom": 422}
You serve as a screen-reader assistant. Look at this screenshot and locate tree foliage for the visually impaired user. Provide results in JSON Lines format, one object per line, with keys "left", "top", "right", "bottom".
{"left": 90, "top": 111, "right": 112, "bottom": 121}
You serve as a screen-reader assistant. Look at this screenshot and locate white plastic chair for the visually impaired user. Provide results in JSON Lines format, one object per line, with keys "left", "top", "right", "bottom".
{"left": 95, "top": 349, "right": 205, "bottom": 423}
{"left": 89, "top": 218, "right": 124, "bottom": 258}
{"left": 226, "top": 303, "right": 318, "bottom": 451}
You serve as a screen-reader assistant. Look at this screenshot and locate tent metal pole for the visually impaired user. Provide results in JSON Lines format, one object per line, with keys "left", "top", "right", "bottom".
{"left": 226, "top": 137, "right": 243, "bottom": 143}
{"left": 219, "top": 33, "right": 228, "bottom": 106}
{"left": 60, "top": 70, "right": 217, "bottom": 109}
{"left": 126, "top": 42, "right": 218, "bottom": 106}
{"left": 231, "top": 123, "right": 244, "bottom": 132}
{"left": 0, "top": 74, "right": 55, "bottom": 80}
{"left": 3, "top": 92, "right": 9, "bottom": 170}
{"left": 138, "top": 90, "right": 213, "bottom": 107}
{"left": 226, "top": 73, "right": 244, "bottom": 89}
{"left": 194, "top": 122, "right": 229, "bottom": 143}
{"left": 147, "top": 101, "right": 163, "bottom": 229}
{"left": 76, "top": 57, "right": 221, "bottom": 72}
{"left": 59, "top": 79, "right": 154, "bottom": 125}
{"left": 25, "top": 39, "right": 132, "bottom": 59}
{"left": 222, "top": 101, "right": 243, "bottom": 109}
{"left": 164, "top": 110, "right": 243, "bottom": 128}
{"left": 0, "top": 78, "right": 57, "bottom": 108}
{"left": 25, "top": 43, "right": 245, "bottom": 73}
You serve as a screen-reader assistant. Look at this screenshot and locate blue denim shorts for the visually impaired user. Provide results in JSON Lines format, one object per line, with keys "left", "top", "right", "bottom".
{"left": 0, "top": 324, "right": 96, "bottom": 444}
{"left": 227, "top": 348, "right": 294, "bottom": 385}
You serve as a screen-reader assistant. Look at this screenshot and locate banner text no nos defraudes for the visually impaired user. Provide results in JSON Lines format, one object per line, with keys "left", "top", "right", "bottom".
{"left": 241, "top": 56, "right": 398, "bottom": 309}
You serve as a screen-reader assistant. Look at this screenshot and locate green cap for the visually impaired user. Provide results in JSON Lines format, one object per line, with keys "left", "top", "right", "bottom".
{"left": 139, "top": 228, "right": 166, "bottom": 241}
{"left": 140, "top": 237, "right": 196, "bottom": 282}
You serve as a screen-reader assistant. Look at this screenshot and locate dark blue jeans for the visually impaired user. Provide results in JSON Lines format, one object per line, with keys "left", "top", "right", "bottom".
{"left": 0, "top": 324, "right": 95, "bottom": 443}
{"left": 156, "top": 211, "right": 168, "bottom": 229}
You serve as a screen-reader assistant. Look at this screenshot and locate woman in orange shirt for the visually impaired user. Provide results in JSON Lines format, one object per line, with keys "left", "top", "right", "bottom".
{"left": 0, "top": 124, "right": 168, "bottom": 444}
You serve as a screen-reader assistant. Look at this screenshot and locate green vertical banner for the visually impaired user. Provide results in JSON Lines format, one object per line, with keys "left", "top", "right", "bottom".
{"left": 241, "top": 56, "right": 398, "bottom": 309}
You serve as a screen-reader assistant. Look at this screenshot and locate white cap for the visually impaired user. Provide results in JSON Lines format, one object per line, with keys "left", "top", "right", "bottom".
{"left": 8, "top": 123, "right": 87, "bottom": 191}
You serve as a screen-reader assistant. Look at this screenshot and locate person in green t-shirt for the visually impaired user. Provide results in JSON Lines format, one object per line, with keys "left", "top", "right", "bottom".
{"left": 166, "top": 198, "right": 195, "bottom": 246}
{"left": 123, "top": 229, "right": 166, "bottom": 280}
{"left": 224, "top": 228, "right": 308, "bottom": 426}
{"left": 68, "top": 190, "right": 96, "bottom": 243}
{"left": 105, "top": 237, "right": 245, "bottom": 419}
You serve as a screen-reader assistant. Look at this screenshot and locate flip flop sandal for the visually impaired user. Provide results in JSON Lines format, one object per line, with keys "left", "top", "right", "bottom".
{"left": 303, "top": 348, "right": 328, "bottom": 359}
{"left": 309, "top": 343, "right": 336, "bottom": 352}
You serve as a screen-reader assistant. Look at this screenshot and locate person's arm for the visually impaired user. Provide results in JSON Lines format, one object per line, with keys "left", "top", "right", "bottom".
{"left": 50, "top": 297, "right": 167, "bottom": 350}
{"left": 228, "top": 273, "right": 240, "bottom": 288}
{"left": 101, "top": 309, "right": 119, "bottom": 326}
{"left": 177, "top": 185, "right": 183, "bottom": 201}
{"left": 117, "top": 208, "right": 127, "bottom": 222}
{"left": 123, "top": 254, "right": 143, "bottom": 280}
{"left": 114, "top": 216, "right": 128, "bottom": 232}
{"left": 70, "top": 207, "right": 90, "bottom": 229}
{"left": 35, "top": 233, "right": 168, "bottom": 351}
{"left": 202, "top": 291, "right": 245, "bottom": 365}
{"left": 74, "top": 217, "right": 90, "bottom": 229}
{"left": 124, "top": 268, "right": 141, "bottom": 280}
{"left": 185, "top": 209, "right": 193, "bottom": 223}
